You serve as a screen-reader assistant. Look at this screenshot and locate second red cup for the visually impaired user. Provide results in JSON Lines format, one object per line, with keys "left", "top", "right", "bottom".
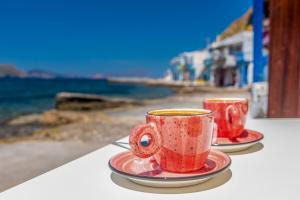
{"left": 203, "top": 98, "right": 248, "bottom": 139}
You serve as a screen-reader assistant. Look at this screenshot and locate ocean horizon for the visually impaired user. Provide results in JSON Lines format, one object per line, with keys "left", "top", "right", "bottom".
{"left": 0, "top": 77, "right": 173, "bottom": 122}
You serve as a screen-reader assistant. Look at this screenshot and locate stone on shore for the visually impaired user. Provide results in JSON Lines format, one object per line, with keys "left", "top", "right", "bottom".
{"left": 39, "top": 110, "right": 91, "bottom": 125}
{"left": 55, "top": 92, "right": 142, "bottom": 110}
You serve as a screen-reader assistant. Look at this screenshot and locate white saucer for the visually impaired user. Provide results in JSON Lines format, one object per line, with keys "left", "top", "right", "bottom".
{"left": 109, "top": 149, "right": 231, "bottom": 188}
{"left": 212, "top": 129, "right": 264, "bottom": 153}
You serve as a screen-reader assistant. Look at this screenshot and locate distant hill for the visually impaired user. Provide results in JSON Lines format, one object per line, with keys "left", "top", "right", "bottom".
{"left": 0, "top": 65, "right": 77, "bottom": 79}
{"left": 0, "top": 65, "right": 26, "bottom": 77}
{"left": 27, "top": 69, "right": 66, "bottom": 79}
{"left": 0, "top": 65, "right": 99, "bottom": 79}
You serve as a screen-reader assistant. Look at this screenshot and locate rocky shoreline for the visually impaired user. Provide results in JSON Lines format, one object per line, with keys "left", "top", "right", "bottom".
{"left": 1, "top": 104, "right": 141, "bottom": 143}
{"left": 0, "top": 91, "right": 144, "bottom": 141}
{"left": 0, "top": 92, "right": 249, "bottom": 144}
{"left": 1, "top": 90, "right": 250, "bottom": 143}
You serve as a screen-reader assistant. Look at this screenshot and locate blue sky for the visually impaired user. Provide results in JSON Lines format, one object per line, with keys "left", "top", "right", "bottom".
{"left": 0, "top": 0, "right": 251, "bottom": 77}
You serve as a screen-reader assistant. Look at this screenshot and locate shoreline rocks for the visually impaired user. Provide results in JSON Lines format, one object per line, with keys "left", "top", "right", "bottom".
{"left": 55, "top": 92, "right": 142, "bottom": 110}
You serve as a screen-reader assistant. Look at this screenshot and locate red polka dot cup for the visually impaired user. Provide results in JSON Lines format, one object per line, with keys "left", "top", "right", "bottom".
{"left": 203, "top": 98, "right": 248, "bottom": 140}
{"left": 129, "top": 109, "right": 214, "bottom": 173}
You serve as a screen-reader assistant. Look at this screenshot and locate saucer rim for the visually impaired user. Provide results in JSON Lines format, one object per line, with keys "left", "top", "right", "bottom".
{"left": 108, "top": 149, "right": 231, "bottom": 182}
{"left": 211, "top": 129, "right": 264, "bottom": 147}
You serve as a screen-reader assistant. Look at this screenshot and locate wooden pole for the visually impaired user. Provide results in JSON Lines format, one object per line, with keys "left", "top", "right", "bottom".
{"left": 268, "top": 0, "right": 300, "bottom": 117}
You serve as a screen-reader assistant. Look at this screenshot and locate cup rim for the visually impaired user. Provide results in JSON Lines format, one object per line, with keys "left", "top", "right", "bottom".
{"left": 204, "top": 97, "right": 247, "bottom": 103}
{"left": 147, "top": 108, "right": 213, "bottom": 117}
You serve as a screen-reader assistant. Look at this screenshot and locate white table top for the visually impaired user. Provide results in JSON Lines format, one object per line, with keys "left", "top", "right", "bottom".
{"left": 1, "top": 119, "right": 299, "bottom": 200}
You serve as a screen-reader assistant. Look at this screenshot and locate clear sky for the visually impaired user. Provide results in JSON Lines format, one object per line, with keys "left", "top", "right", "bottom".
{"left": 0, "top": 0, "right": 251, "bottom": 77}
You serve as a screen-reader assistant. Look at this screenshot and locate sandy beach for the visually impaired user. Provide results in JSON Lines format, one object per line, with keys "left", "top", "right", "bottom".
{"left": 0, "top": 91, "right": 249, "bottom": 192}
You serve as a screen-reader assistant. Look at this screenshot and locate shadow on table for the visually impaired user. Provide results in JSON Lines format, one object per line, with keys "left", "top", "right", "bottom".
{"left": 227, "top": 142, "right": 264, "bottom": 156}
{"left": 110, "top": 169, "right": 232, "bottom": 194}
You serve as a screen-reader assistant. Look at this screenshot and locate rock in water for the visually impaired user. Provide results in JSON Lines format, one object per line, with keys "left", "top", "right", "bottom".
{"left": 55, "top": 92, "right": 141, "bottom": 110}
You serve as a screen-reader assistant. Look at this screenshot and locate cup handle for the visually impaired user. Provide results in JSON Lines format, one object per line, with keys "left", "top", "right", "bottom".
{"left": 226, "top": 105, "right": 240, "bottom": 129}
{"left": 129, "top": 123, "right": 161, "bottom": 158}
{"left": 212, "top": 122, "right": 218, "bottom": 144}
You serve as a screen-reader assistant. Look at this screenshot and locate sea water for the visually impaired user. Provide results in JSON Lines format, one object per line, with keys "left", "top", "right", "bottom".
{"left": 0, "top": 78, "right": 173, "bottom": 122}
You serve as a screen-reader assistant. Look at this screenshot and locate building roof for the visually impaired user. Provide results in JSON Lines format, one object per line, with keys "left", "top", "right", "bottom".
{"left": 218, "top": 8, "right": 252, "bottom": 41}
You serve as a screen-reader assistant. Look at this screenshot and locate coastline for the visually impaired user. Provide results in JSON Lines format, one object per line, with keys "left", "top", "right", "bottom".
{"left": 0, "top": 77, "right": 175, "bottom": 123}
{"left": 0, "top": 77, "right": 250, "bottom": 124}
{"left": 107, "top": 77, "right": 251, "bottom": 93}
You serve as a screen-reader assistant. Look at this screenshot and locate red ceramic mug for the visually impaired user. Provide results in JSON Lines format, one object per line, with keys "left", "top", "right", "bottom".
{"left": 129, "top": 108, "right": 214, "bottom": 173}
{"left": 203, "top": 98, "right": 248, "bottom": 139}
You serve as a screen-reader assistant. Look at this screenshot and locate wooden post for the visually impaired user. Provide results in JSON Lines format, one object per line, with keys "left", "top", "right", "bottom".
{"left": 268, "top": 0, "right": 300, "bottom": 117}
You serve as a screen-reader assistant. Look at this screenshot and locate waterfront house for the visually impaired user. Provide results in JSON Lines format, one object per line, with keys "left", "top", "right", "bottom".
{"left": 210, "top": 31, "right": 253, "bottom": 87}
{"left": 208, "top": 7, "right": 269, "bottom": 88}
{"left": 168, "top": 7, "right": 269, "bottom": 89}
{"left": 169, "top": 49, "right": 210, "bottom": 82}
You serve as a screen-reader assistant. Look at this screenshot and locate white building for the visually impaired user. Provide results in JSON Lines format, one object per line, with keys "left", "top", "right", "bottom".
{"left": 210, "top": 31, "right": 254, "bottom": 85}
{"left": 212, "top": 31, "right": 253, "bottom": 61}
{"left": 181, "top": 50, "right": 210, "bottom": 79}
{"left": 169, "top": 49, "right": 210, "bottom": 81}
